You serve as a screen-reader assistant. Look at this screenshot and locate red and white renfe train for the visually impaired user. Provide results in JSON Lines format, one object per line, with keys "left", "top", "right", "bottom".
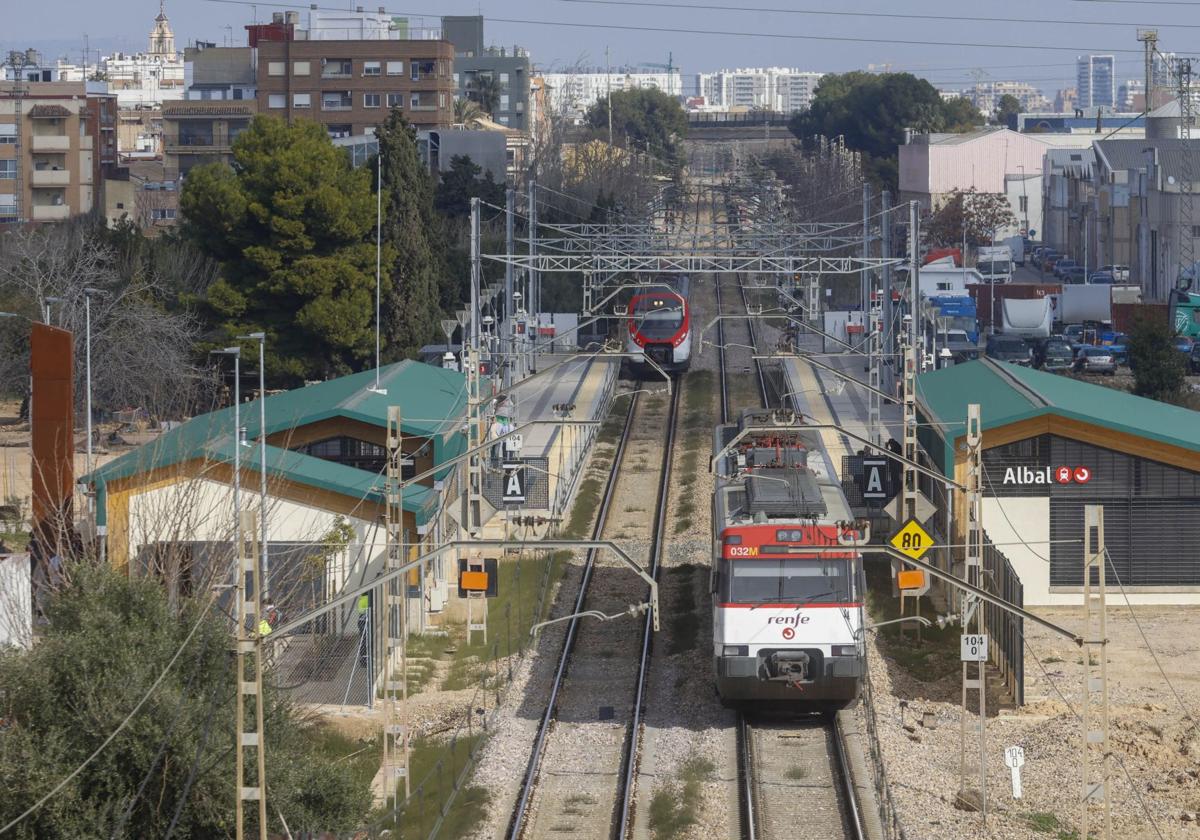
{"left": 711, "top": 408, "right": 866, "bottom": 710}
{"left": 625, "top": 276, "right": 691, "bottom": 374}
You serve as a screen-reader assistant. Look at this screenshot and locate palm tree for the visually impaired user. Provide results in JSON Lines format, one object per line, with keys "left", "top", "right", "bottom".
{"left": 454, "top": 97, "right": 484, "bottom": 126}
{"left": 471, "top": 73, "right": 503, "bottom": 117}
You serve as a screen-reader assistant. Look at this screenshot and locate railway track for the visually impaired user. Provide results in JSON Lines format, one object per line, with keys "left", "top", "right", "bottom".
{"left": 507, "top": 376, "right": 680, "bottom": 840}
{"left": 715, "top": 184, "right": 867, "bottom": 840}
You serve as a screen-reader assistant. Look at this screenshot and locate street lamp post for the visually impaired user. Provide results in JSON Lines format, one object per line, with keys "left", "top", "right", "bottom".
{"left": 237, "top": 332, "right": 269, "bottom": 601}
{"left": 43, "top": 296, "right": 63, "bottom": 325}
{"left": 82, "top": 288, "right": 106, "bottom": 502}
{"left": 374, "top": 151, "right": 384, "bottom": 394}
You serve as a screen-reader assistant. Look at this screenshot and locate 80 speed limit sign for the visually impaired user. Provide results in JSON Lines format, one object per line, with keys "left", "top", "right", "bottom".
{"left": 960, "top": 634, "right": 989, "bottom": 662}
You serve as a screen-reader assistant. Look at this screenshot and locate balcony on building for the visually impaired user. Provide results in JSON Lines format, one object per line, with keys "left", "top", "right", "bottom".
{"left": 322, "top": 92, "right": 353, "bottom": 112}
{"left": 321, "top": 59, "right": 353, "bottom": 80}
{"left": 31, "top": 187, "right": 69, "bottom": 220}
{"left": 409, "top": 92, "right": 440, "bottom": 113}
{"left": 29, "top": 105, "right": 71, "bottom": 152}
{"left": 30, "top": 154, "right": 70, "bottom": 187}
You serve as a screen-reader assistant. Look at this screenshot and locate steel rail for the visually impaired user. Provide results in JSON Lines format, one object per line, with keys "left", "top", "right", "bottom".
{"left": 506, "top": 390, "right": 640, "bottom": 840}
{"left": 615, "top": 381, "right": 682, "bottom": 838}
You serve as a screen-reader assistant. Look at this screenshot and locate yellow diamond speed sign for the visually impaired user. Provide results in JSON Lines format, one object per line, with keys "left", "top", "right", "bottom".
{"left": 890, "top": 518, "right": 933, "bottom": 560}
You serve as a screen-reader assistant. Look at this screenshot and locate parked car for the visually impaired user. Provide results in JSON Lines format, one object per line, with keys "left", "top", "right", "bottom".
{"left": 986, "top": 333, "right": 1034, "bottom": 366}
{"left": 1035, "top": 337, "right": 1075, "bottom": 370}
{"left": 1191, "top": 342, "right": 1200, "bottom": 373}
{"left": 1088, "top": 271, "right": 1115, "bottom": 284}
{"left": 1100, "top": 264, "right": 1130, "bottom": 282}
{"left": 1032, "top": 246, "right": 1048, "bottom": 265}
{"left": 1099, "top": 331, "right": 1130, "bottom": 365}
{"left": 1175, "top": 336, "right": 1195, "bottom": 355}
{"left": 1041, "top": 252, "right": 1064, "bottom": 272}
{"left": 1074, "top": 346, "right": 1117, "bottom": 375}
{"left": 1053, "top": 258, "right": 1079, "bottom": 279}
{"left": 1061, "top": 266, "right": 1087, "bottom": 284}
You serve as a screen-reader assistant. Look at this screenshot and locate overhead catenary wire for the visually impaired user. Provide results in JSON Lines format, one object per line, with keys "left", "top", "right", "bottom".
{"left": 559, "top": 0, "right": 1200, "bottom": 30}
{"left": 201, "top": 0, "right": 1148, "bottom": 54}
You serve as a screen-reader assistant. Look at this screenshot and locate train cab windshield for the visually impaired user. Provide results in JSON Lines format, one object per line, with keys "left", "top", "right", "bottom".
{"left": 724, "top": 558, "right": 851, "bottom": 604}
{"left": 631, "top": 296, "right": 683, "bottom": 337}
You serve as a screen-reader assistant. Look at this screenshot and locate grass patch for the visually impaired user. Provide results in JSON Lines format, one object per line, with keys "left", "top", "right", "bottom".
{"left": 1021, "top": 812, "right": 1080, "bottom": 839}
{"left": 864, "top": 558, "right": 961, "bottom": 682}
{"left": 784, "top": 765, "right": 809, "bottom": 780}
{"left": 675, "top": 499, "right": 695, "bottom": 519}
{"left": 383, "top": 733, "right": 489, "bottom": 839}
{"left": 442, "top": 552, "right": 568, "bottom": 691}
{"left": 678, "top": 450, "right": 699, "bottom": 474}
{"left": 673, "top": 519, "right": 693, "bottom": 534}
{"left": 649, "top": 755, "right": 714, "bottom": 839}
{"left": 1042, "top": 656, "right": 1064, "bottom": 664}
{"left": 304, "top": 723, "right": 380, "bottom": 795}
{"left": 563, "top": 477, "right": 603, "bottom": 539}
{"left": 0, "top": 530, "right": 30, "bottom": 551}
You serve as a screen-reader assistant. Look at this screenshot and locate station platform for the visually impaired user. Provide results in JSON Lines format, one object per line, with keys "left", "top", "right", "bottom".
{"left": 780, "top": 335, "right": 902, "bottom": 478}
{"left": 479, "top": 353, "right": 620, "bottom": 537}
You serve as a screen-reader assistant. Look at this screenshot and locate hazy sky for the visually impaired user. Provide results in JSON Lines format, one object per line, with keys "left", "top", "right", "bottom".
{"left": 4, "top": 0, "right": 1187, "bottom": 94}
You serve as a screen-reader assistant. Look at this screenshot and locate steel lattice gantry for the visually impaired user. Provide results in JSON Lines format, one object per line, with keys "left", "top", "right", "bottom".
{"left": 483, "top": 252, "right": 905, "bottom": 275}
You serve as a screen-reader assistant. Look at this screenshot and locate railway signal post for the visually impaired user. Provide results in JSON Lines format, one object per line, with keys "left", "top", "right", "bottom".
{"left": 958, "top": 402, "right": 988, "bottom": 822}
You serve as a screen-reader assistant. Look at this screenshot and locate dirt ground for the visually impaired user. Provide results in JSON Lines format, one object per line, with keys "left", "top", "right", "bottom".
{"left": 872, "top": 602, "right": 1200, "bottom": 839}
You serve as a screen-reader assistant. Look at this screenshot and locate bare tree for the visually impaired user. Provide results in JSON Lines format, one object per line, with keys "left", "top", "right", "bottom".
{"left": 0, "top": 221, "right": 215, "bottom": 422}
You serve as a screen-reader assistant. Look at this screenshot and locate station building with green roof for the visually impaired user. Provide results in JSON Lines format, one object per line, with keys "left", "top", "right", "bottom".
{"left": 915, "top": 359, "right": 1200, "bottom": 605}
{"left": 82, "top": 361, "right": 468, "bottom": 612}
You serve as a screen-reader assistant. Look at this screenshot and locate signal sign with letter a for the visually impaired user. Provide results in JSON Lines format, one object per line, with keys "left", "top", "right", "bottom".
{"left": 502, "top": 462, "right": 527, "bottom": 503}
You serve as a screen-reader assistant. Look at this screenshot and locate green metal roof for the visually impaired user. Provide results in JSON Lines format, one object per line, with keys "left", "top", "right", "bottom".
{"left": 84, "top": 360, "right": 464, "bottom": 525}
{"left": 916, "top": 359, "right": 1200, "bottom": 475}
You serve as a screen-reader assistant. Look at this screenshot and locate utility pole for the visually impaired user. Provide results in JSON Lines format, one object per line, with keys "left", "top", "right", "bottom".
{"left": 1081, "top": 504, "right": 1112, "bottom": 840}
{"left": 504, "top": 187, "right": 515, "bottom": 389}
{"left": 470, "top": 197, "right": 481, "bottom": 360}
{"left": 606, "top": 45, "right": 613, "bottom": 147}
{"left": 1138, "top": 30, "right": 1158, "bottom": 113}
{"left": 861, "top": 182, "right": 872, "bottom": 318}
{"left": 6, "top": 50, "right": 31, "bottom": 225}
{"left": 958, "top": 402, "right": 987, "bottom": 825}
{"left": 382, "top": 407, "right": 410, "bottom": 805}
{"left": 881, "top": 190, "right": 894, "bottom": 396}
{"left": 908, "top": 200, "right": 920, "bottom": 359}
{"left": 1176, "top": 57, "right": 1195, "bottom": 292}
{"left": 374, "top": 152, "right": 383, "bottom": 391}
{"left": 235, "top": 510, "right": 268, "bottom": 840}
{"left": 527, "top": 181, "right": 539, "bottom": 369}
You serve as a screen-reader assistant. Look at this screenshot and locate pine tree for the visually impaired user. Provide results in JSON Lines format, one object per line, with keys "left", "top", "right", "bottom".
{"left": 180, "top": 116, "right": 380, "bottom": 384}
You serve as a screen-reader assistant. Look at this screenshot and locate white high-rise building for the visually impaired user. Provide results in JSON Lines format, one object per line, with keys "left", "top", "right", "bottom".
{"left": 1076, "top": 54, "right": 1116, "bottom": 110}
{"left": 694, "top": 67, "right": 824, "bottom": 113}
{"left": 540, "top": 69, "right": 683, "bottom": 121}
{"left": 964, "top": 81, "right": 1049, "bottom": 114}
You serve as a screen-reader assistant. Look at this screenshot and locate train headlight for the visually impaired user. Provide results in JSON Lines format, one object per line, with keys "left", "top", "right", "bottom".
{"left": 722, "top": 645, "right": 749, "bottom": 657}
{"left": 831, "top": 645, "right": 857, "bottom": 657}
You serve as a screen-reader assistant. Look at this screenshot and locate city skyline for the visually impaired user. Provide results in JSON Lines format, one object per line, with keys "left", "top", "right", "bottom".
{"left": 1, "top": 0, "right": 1180, "bottom": 95}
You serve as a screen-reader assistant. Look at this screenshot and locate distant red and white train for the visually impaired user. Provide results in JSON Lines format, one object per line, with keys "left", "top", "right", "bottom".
{"left": 625, "top": 276, "right": 691, "bottom": 374}
{"left": 711, "top": 408, "right": 866, "bottom": 710}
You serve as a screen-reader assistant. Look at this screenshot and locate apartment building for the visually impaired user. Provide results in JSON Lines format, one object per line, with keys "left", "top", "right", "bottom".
{"left": 162, "top": 45, "right": 258, "bottom": 180}
{"left": 541, "top": 70, "right": 683, "bottom": 122}
{"left": 443, "top": 16, "right": 531, "bottom": 132}
{"left": 255, "top": 38, "right": 455, "bottom": 136}
{"left": 0, "top": 80, "right": 117, "bottom": 225}
{"left": 696, "top": 67, "right": 823, "bottom": 113}
{"left": 964, "top": 81, "right": 1049, "bottom": 114}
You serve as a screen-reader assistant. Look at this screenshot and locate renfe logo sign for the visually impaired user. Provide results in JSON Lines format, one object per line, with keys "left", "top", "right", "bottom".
{"left": 1003, "top": 466, "right": 1093, "bottom": 485}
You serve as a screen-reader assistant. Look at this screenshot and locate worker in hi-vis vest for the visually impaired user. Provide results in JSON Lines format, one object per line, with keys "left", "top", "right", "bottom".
{"left": 357, "top": 593, "right": 370, "bottom": 666}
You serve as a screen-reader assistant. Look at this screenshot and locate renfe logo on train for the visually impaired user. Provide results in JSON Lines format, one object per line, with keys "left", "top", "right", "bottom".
{"left": 767, "top": 614, "right": 812, "bottom": 626}
{"left": 1002, "top": 466, "right": 1093, "bottom": 485}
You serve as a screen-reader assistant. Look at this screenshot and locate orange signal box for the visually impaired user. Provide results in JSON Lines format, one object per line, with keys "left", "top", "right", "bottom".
{"left": 460, "top": 571, "right": 489, "bottom": 592}
{"left": 897, "top": 569, "right": 926, "bottom": 591}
